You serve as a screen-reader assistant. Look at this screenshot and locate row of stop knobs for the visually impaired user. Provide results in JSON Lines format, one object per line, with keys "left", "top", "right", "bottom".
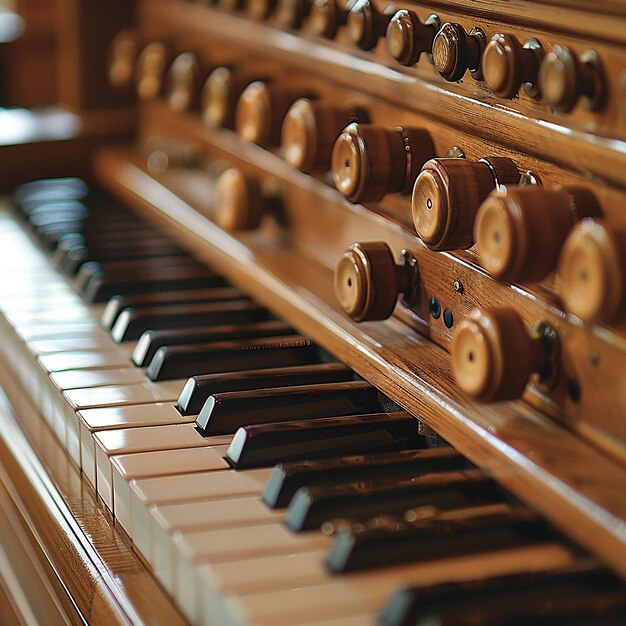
{"left": 187, "top": 0, "right": 605, "bottom": 112}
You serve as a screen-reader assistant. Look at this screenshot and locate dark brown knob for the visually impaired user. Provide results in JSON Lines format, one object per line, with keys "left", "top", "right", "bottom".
{"left": 482, "top": 34, "right": 543, "bottom": 99}
{"left": 307, "top": 0, "right": 349, "bottom": 39}
{"left": 412, "top": 157, "right": 519, "bottom": 251}
{"left": 539, "top": 46, "right": 605, "bottom": 113}
{"left": 475, "top": 186, "right": 600, "bottom": 283}
{"left": 166, "top": 52, "right": 204, "bottom": 113}
{"left": 276, "top": 0, "right": 310, "bottom": 29}
{"left": 331, "top": 123, "right": 434, "bottom": 203}
{"left": 108, "top": 30, "right": 139, "bottom": 88}
{"left": 136, "top": 42, "right": 171, "bottom": 101}
{"left": 432, "top": 22, "right": 486, "bottom": 82}
{"left": 235, "top": 81, "right": 311, "bottom": 146}
{"left": 385, "top": 10, "right": 439, "bottom": 66}
{"left": 247, "top": 0, "right": 276, "bottom": 20}
{"left": 281, "top": 99, "right": 368, "bottom": 173}
{"left": 452, "top": 307, "right": 545, "bottom": 401}
{"left": 557, "top": 219, "right": 626, "bottom": 324}
{"left": 346, "top": 0, "right": 392, "bottom": 51}
{"left": 334, "top": 242, "right": 415, "bottom": 321}
{"left": 214, "top": 167, "right": 265, "bottom": 231}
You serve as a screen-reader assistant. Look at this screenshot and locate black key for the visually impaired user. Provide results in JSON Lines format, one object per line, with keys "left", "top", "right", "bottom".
{"left": 101, "top": 287, "right": 244, "bottom": 330}
{"left": 380, "top": 566, "right": 625, "bottom": 626}
{"left": 133, "top": 320, "right": 294, "bottom": 368}
{"left": 111, "top": 300, "right": 266, "bottom": 343}
{"left": 177, "top": 361, "right": 352, "bottom": 415}
{"left": 82, "top": 265, "right": 223, "bottom": 303}
{"left": 149, "top": 335, "right": 320, "bottom": 385}
{"left": 262, "top": 447, "right": 467, "bottom": 509}
{"left": 326, "top": 508, "right": 554, "bottom": 573}
{"left": 196, "top": 380, "right": 380, "bottom": 436}
{"left": 285, "top": 469, "right": 501, "bottom": 531}
{"left": 39, "top": 224, "right": 160, "bottom": 250}
{"left": 226, "top": 412, "right": 421, "bottom": 469}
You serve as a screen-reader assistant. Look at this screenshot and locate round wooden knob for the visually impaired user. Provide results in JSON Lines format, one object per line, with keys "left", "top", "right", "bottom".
{"left": 214, "top": 167, "right": 265, "bottom": 231}
{"left": 346, "top": 0, "right": 391, "bottom": 51}
{"left": 452, "top": 307, "right": 537, "bottom": 401}
{"left": 307, "top": 0, "right": 348, "bottom": 39}
{"left": 557, "top": 219, "right": 626, "bottom": 324}
{"left": 247, "top": 0, "right": 275, "bottom": 20}
{"left": 331, "top": 123, "right": 434, "bottom": 202}
{"left": 412, "top": 157, "right": 519, "bottom": 251}
{"left": 475, "top": 186, "right": 599, "bottom": 283}
{"left": 166, "top": 52, "right": 204, "bottom": 112}
{"left": 108, "top": 30, "right": 138, "bottom": 88}
{"left": 136, "top": 42, "right": 170, "bottom": 100}
{"left": 281, "top": 99, "right": 367, "bottom": 173}
{"left": 276, "top": 0, "right": 310, "bottom": 29}
{"left": 203, "top": 67, "right": 259, "bottom": 129}
{"left": 385, "top": 10, "right": 439, "bottom": 66}
{"left": 334, "top": 242, "right": 409, "bottom": 321}
{"left": 432, "top": 22, "right": 486, "bottom": 82}
{"left": 482, "top": 34, "right": 543, "bottom": 99}
{"left": 539, "top": 46, "right": 604, "bottom": 113}
{"left": 235, "top": 81, "right": 309, "bottom": 146}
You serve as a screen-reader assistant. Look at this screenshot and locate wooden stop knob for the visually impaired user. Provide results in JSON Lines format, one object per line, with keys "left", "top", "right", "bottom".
{"left": 108, "top": 30, "right": 139, "bottom": 88}
{"left": 307, "top": 0, "right": 348, "bottom": 39}
{"left": 432, "top": 22, "right": 486, "bottom": 82}
{"left": 452, "top": 307, "right": 541, "bottom": 401}
{"left": 539, "top": 46, "right": 604, "bottom": 113}
{"left": 247, "top": 0, "right": 276, "bottom": 20}
{"left": 412, "top": 157, "right": 519, "bottom": 251}
{"left": 276, "top": 0, "right": 310, "bottom": 29}
{"left": 136, "top": 42, "right": 170, "bottom": 100}
{"left": 331, "top": 123, "right": 434, "bottom": 203}
{"left": 557, "top": 219, "right": 626, "bottom": 324}
{"left": 214, "top": 167, "right": 265, "bottom": 231}
{"left": 482, "top": 34, "right": 543, "bottom": 99}
{"left": 385, "top": 10, "right": 439, "bottom": 66}
{"left": 166, "top": 52, "right": 204, "bottom": 113}
{"left": 235, "top": 81, "right": 310, "bottom": 146}
{"left": 346, "top": 0, "right": 392, "bottom": 51}
{"left": 334, "top": 241, "right": 413, "bottom": 321}
{"left": 475, "top": 186, "right": 600, "bottom": 283}
{"left": 281, "top": 99, "right": 368, "bottom": 173}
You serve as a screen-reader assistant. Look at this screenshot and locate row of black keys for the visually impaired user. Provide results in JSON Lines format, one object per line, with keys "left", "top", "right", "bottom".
{"left": 13, "top": 178, "right": 626, "bottom": 626}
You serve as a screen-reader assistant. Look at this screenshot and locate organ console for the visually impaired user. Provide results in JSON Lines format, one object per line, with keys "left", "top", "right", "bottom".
{"left": 2, "top": 1, "right": 626, "bottom": 625}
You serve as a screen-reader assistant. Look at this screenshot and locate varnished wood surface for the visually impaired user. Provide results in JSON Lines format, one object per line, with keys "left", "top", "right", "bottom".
{"left": 95, "top": 148, "right": 626, "bottom": 581}
{"left": 0, "top": 335, "right": 188, "bottom": 626}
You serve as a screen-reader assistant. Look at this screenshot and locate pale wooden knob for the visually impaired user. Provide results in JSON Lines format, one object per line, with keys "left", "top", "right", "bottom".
{"left": 166, "top": 52, "right": 204, "bottom": 112}
{"left": 346, "top": 0, "right": 391, "bottom": 51}
{"left": 281, "top": 99, "right": 367, "bottom": 173}
{"left": 334, "top": 241, "right": 411, "bottom": 321}
{"left": 412, "top": 157, "right": 519, "bottom": 251}
{"left": 557, "top": 219, "right": 626, "bottom": 324}
{"left": 331, "top": 123, "right": 434, "bottom": 203}
{"left": 247, "top": 0, "right": 276, "bottom": 20}
{"left": 202, "top": 67, "right": 259, "bottom": 129}
{"left": 385, "top": 10, "right": 439, "bottom": 66}
{"left": 452, "top": 307, "right": 538, "bottom": 401}
{"left": 214, "top": 167, "right": 265, "bottom": 231}
{"left": 432, "top": 22, "right": 486, "bottom": 82}
{"left": 108, "top": 30, "right": 139, "bottom": 88}
{"left": 136, "top": 42, "right": 170, "bottom": 100}
{"left": 475, "top": 186, "right": 600, "bottom": 283}
{"left": 307, "top": 0, "right": 348, "bottom": 39}
{"left": 482, "top": 34, "right": 543, "bottom": 99}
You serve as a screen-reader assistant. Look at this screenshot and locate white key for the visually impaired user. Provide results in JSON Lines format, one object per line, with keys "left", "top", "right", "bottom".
{"left": 39, "top": 350, "right": 131, "bottom": 373}
{"left": 50, "top": 367, "right": 147, "bottom": 391}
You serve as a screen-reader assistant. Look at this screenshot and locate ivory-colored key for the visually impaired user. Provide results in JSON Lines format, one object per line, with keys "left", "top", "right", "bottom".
{"left": 50, "top": 367, "right": 146, "bottom": 391}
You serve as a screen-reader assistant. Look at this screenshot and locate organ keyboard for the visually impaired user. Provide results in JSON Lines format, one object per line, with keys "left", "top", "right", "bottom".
{"left": 2, "top": 1, "right": 626, "bottom": 625}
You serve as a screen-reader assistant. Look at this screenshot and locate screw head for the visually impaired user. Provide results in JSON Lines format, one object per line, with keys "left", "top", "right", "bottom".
{"left": 453, "top": 280, "right": 464, "bottom": 293}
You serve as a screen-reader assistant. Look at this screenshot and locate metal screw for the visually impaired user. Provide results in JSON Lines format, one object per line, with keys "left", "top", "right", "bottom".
{"left": 453, "top": 280, "right": 464, "bottom": 293}
{"left": 447, "top": 146, "right": 465, "bottom": 159}
{"left": 590, "top": 351, "right": 600, "bottom": 366}
{"left": 519, "top": 170, "right": 542, "bottom": 186}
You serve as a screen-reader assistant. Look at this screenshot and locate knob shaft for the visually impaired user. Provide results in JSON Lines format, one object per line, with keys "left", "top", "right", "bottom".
{"left": 331, "top": 123, "right": 434, "bottom": 202}
{"left": 334, "top": 242, "right": 414, "bottom": 321}
{"left": 539, "top": 46, "right": 604, "bottom": 113}
{"left": 452, "top": 307, "right": 543, "bottom": 402}
{"left": 475, "top": 186, "right": 600, "bottom": 283}
{"left": 108, "top": 30, "right": 139, "bottom": 88}
{"left": 214, "top": 167, "right": 265, "bottom": 231}
{"left": 482, "top": 34, "right": 543, "bottom": 99}
{"left": 412, "top": 157, "right": 519, "bottom": 251}
{"left": 282, "top": 99, "right": 368, "bottom": 173}
{"left": 432, "top": 22, "right": 486, "bottom": 81}
{"left": 346, "top": 0, "right": 392, "bottom": 51}
{"left": 557, "top": 219, "right": 626, "bottom": 324}
{"left": 235, "top": 81, "right": 311, "bottom": 146}
{"left": 166, "top": 52, "right": 205, "bottom": 113}
{"left": 385, "top": 10, "right": 439, "bottom": 66}
{"left": 136, "top": 42, "right": 171, "bottom": 101}
{"left": 307, "top": 0, "right": 349, "bottom": 39}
